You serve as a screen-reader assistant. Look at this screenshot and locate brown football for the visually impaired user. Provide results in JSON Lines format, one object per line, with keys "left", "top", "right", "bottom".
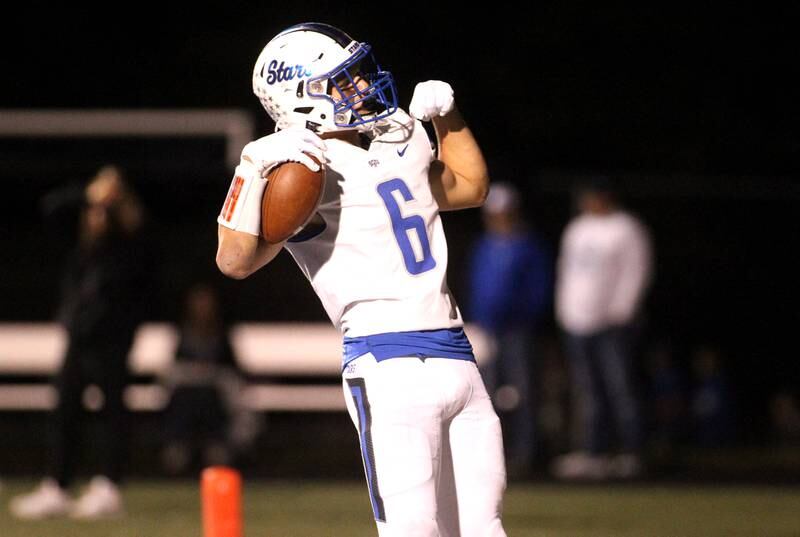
{"left": 261, "top": 158, "right": 325, "bottom": 243}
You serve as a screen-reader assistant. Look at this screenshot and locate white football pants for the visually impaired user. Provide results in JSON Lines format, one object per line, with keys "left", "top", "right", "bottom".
{"left": 342, "top": 354, "right": 507, "bottom": 537}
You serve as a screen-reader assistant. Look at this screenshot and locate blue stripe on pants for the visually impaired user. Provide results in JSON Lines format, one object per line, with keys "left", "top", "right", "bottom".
{"left": 347, "top": 377, "right": 386, "bottom": 522}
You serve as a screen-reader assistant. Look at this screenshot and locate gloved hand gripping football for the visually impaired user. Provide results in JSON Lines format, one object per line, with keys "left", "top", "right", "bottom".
{"left": 218, "top": 127, "right": 326, "bottom": 235}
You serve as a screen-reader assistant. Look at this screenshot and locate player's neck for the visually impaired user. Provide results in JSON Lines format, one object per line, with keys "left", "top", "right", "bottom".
{"left": 322, "top": 130, "right": 362, "bottom": 146}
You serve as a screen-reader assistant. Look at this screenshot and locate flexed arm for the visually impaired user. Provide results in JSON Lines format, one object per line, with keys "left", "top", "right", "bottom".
{"left": 411, "top": 81, "right": 490, "bottom": 211}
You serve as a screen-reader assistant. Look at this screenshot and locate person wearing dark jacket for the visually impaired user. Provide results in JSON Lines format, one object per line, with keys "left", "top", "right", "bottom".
{"left": 10, "top": 165, "right": 152, "bottom": 520}
{"left": 467, "top": 182, "right": 553, "bottom": 477}
{"left": 159, "top": 283, "right": 252, "bottom": 475}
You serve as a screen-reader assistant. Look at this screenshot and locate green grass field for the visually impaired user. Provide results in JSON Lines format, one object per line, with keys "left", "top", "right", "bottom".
{"left": 1, "top": 479, "right": 798, "bottom": 536}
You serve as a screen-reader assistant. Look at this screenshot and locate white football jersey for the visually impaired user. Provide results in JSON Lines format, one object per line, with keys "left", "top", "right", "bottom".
{"left": 284, "top": 111, "right": 463, "bottom": 337}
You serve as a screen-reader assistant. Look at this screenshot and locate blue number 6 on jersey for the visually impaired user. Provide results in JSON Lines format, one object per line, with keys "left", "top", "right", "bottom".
{"left": 377, "top": 178, "right": 437, "bottom": 275}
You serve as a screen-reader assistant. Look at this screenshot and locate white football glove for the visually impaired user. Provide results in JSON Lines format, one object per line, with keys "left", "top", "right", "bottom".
{"left": 409, "top": 80, "right": 455, "bottom": 121}
{"left": 242, "top": 126, "right": 327, "bottom": 176}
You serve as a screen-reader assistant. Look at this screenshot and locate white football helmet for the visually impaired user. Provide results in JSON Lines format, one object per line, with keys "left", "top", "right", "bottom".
{"left": 253, "top": 22, "right": 398, "bottom": 133}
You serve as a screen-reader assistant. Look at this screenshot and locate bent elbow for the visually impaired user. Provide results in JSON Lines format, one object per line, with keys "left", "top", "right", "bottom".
{"left": 219, "top": 265, "right": 251, "bottom": 281}
{"left": 465, "top": 175, "right": 490, "bottom": 209}
{"left": 216, "top": 250, "right": 252, "bottom": 280}
{"left": 473, "top": 178, "right": 490, "bottom": 207}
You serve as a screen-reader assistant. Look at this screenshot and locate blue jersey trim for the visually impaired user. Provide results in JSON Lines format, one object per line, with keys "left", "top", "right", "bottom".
{"left": 342, "top": 328, "right": 475, "bottom": 369}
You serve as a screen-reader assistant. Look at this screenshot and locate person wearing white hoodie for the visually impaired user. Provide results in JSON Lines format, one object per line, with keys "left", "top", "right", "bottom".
{"left": 553, "top": 178, "right": 652, "bottom": 480}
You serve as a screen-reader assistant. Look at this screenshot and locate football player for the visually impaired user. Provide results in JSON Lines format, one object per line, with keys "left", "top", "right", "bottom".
{"left": 216, "top": 22, "right": 506, "bottom": 537}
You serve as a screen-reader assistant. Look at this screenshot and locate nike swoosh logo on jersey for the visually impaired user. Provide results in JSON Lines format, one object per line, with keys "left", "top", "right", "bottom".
{"left": 397, "top": 144, "right": 409, "bottom": 157}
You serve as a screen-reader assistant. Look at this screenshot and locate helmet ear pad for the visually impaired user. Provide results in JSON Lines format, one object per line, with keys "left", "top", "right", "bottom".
{"left": 252, "top": 23, "right": 398, "bottom": 133}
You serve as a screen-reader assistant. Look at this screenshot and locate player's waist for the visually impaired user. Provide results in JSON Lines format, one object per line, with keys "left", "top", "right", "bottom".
{"left": 335, "top": 294, "right": 462, "bottom": 335}
{"left": 342, "top": 327, "right": 475, "bottom": 371}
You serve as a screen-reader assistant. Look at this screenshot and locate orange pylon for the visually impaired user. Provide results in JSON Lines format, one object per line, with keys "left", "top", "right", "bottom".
{"left": 201, "top": 466, "right": 243, "bottom": 537}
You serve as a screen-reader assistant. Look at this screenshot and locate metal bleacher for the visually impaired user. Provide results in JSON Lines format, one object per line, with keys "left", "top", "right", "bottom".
{"left": 0, "top": 323, "right": 491, "bottom": 413}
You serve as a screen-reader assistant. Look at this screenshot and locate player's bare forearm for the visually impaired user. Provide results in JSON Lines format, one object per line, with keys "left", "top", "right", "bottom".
{"left": 216, "top": 225, "right": 284, "bottom": 279}
{"left": 430, "top": 108, "right": 490, "bottom": 211}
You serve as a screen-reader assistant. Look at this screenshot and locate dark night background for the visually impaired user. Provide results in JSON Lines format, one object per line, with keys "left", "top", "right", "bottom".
{"left": 1, "top": 3, "right": 798, "bottom": 447}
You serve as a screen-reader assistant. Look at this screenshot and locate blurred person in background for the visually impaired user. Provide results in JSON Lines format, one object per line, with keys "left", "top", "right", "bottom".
{"left": 467, "top": 182, "right": 552, "bottom": 477}
{"left": 160, "top": 283, "right": 259, "bottom": 475}
{"left": 769, "top": 390, "right": 800, "bottom": 446}
{"left": 644, "top": 340, "right": 688, "bottom": 458}
{"left": 552, "top": 177, "right": 652, "bottom": 480}
{"left": 690, "top": 344, "right": 736, "bottom": 447}
{"left": 10, "top": 165, "right": 152, "bottom": 519}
